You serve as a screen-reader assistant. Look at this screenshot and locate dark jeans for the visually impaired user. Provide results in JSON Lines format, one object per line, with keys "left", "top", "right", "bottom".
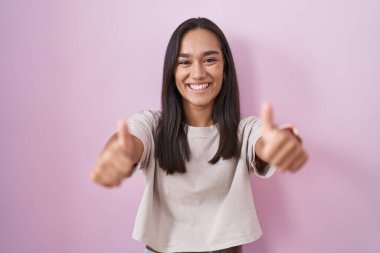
{"left": 144, "top": 245, "right": 243, "bottom": 253}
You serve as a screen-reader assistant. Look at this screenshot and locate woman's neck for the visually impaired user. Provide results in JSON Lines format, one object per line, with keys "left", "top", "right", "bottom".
{"left": 183, "top": 104, "right": 214, "bottom": 127}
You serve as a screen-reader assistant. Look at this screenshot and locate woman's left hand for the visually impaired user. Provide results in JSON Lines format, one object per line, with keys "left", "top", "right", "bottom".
{"left": 255, "top": 102, "right": 309, "bottom": 172}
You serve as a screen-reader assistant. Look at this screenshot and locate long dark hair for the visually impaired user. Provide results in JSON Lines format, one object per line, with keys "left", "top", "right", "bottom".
{"left": 155, "top": 17, "right": 241, "bottom": 174}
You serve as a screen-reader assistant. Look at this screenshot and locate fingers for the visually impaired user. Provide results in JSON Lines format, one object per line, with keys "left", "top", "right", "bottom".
{"left": 260, "top": 128, "right": 290, "bottom": 162}
{"left": 261, "top": 102, "right": 274, "bottom": 134}
{"left": 267, "top": 134, "right": 300, "bottom": 167}
{"left": 91, "top": 150, "right": 133, "bottom": 187}
{"left": 259, "top": 102, "right": 308, "bottom": 173}
{"left": 274, "top": 144, "right": 307, "bottom": 172}
{"left": 289, "top": 152, "right": 308, "bottom": 171}
{"left": 91, "top": 166, "right": 123, "bottom": 188}
{"left": 90, "top": 121, "right": 138, "bottom": 188}
{"left": 94, "top": 142, "right": 133, "bottom": 176}
{"left": 261, "top": 129, "right": 308, "bottom": 173}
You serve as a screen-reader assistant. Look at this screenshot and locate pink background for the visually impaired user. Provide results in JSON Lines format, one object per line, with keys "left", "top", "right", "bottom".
{"left": 1, "top": 0, "right": 379, "bottom": 252}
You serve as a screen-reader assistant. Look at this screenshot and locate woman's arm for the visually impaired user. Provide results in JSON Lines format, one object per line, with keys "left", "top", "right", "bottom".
{"left": 90, "top": 121, "right": 144, "bottom": 187}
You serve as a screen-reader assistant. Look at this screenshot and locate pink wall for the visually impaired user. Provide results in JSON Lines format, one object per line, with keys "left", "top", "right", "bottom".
{"left": 1, "top": 0, "right": 379, "bottom": 252}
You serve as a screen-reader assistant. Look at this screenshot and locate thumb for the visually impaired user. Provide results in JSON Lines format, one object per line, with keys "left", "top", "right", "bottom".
{"left": 261, "top": 102, "right": 275, "bottom": 134}
{"left": 117, "top": 120, "right": 131, "bottom": 151}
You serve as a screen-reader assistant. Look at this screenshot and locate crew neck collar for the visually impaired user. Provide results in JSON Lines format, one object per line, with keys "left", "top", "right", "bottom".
{"left": 184, "top": 123, "right": 219, "bottom": 137}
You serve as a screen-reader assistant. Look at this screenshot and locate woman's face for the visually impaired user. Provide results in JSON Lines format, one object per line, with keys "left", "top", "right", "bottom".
{"left": 174, "top": 28, "right": 224, "bottom": 112}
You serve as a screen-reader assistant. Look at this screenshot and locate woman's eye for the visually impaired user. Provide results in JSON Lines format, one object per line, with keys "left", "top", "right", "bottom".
{"left": 178, "top": 60, "right": 191, "bottom": 65}
{"left": 204, "top": 58, "right": 217, "bottom": 63}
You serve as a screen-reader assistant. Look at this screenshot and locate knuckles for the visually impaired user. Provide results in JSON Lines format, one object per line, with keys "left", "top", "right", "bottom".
{"left": 262, "top": 128, "right": 307, "bottom": 172}
{"left": 91, "top": 166, "right": 124, "bottom": 187}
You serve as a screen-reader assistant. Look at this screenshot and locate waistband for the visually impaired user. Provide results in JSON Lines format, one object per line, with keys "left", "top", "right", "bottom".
{"left": 145, "top": 245, "right": 242, "bottom": 253}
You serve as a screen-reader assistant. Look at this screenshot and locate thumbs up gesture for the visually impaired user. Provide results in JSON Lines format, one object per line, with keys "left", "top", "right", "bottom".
{"left": 256, "top": 102, "right": 308, "bottom": 172}
{"left": 90, "top": 121, "right": 144, "bottom": 187}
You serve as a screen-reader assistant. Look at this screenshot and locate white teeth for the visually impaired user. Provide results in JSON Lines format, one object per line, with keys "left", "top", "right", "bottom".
{"left": 188, "top": 83, "right": 209, "bottom": 90}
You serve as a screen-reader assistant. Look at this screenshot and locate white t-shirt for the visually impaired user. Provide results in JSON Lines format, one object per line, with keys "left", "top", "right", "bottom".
{"left": 127, "top": 110, "right": 275, "bottom": 252}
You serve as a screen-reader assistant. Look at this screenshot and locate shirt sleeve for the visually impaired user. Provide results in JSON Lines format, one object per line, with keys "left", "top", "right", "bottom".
{"left": 240, "top": 116, "right": 276, "bottom": 178}
{"left": 127, "top": 110, "right": 160, "bottom": 171}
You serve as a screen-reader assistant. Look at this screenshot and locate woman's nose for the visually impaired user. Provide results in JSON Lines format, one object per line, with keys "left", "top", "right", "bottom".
{"left": 190, "top": 62, "right": 206, "bottom": 79}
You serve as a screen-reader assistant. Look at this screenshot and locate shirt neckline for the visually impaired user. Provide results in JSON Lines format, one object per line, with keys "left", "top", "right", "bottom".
{"left": 185, "top": 124, "right": 219, "bottom": 137}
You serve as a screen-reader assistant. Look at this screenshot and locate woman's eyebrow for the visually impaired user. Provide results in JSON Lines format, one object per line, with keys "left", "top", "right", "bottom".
{"left": 178, "top": 50, "right": 220, "bottom": 58}
{"left": 203, "top": 50, "right": 219, "bottom": 56}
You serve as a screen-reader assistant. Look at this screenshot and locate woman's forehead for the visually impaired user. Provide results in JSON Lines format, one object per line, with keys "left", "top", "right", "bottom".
{"left": 179, "top": 28, "right": 221, "bottom": 55}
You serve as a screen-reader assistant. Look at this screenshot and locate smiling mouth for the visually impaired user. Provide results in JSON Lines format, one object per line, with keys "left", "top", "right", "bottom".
{"left": 187, "top": 82, "right": 211, "bottom": 91}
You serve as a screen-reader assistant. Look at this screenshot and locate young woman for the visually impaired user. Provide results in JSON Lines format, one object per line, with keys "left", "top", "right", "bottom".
{"left": 91, "top": 18, "right": 308, "bottom": 253}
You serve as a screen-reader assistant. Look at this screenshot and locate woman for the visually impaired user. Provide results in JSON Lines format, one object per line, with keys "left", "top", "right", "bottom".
{"left": 91, "top": 17, "right": 308, "bottom": 253}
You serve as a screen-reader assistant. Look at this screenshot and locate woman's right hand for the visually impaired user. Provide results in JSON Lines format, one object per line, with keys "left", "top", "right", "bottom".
{"left": 90, "top": 121, "right": 144, "bottom": 188}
